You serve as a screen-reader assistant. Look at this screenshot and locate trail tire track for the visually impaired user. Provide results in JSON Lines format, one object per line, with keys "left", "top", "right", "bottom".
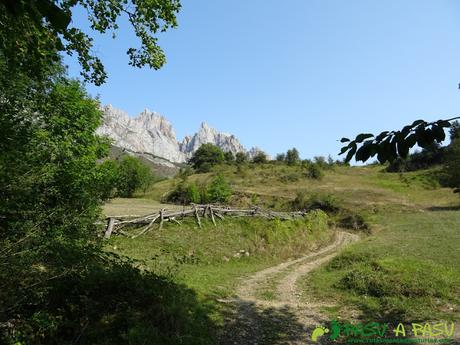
{"left": 220, "top": 230, "right": 359, "bottom": 345}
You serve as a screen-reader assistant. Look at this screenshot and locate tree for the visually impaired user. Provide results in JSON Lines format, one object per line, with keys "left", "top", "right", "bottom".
{"left": 189, "top": 143, "right": 225, "bottom": 172}
{"left": 116, "top": 156, "right": 156, "bottom": 197}
{"left": 235, "top": 152, "right": 248, "bottom": 164}
{"left": 252, "top": 151, "right": 268, "bottom": 164}
{"left": 276, "top": 153, "right": 286, "bottom": 162}
{"left": 0, "top": 0, "right": 181, "bottom": 85}
{"left": 286, "top": 148, "right": 300, "bottom": 165}
{"left": 224, "top": 151, "right": 235, "bottom": 163}
{"left": 449, "top": 120, "right": 460, "bottom": 142}
{"left": 0, "top": 73, "right": 119, "bottom": 341}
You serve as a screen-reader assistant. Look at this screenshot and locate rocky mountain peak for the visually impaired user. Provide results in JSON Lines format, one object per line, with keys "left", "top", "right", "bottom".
{"left": 97, "top": 105, "right": 248, "bottom": 164}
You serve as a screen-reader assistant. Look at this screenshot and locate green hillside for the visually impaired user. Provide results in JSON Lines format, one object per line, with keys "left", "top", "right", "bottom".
{"left": 104, "top": 163, "right": 460, "bottom": 335}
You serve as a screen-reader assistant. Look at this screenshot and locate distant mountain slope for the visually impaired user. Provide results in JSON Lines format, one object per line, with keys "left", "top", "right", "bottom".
{"left": 108, "top": 146, "right": 183, "bottom": 178}
{"left": 97, "top": 105, "right": 247, "bottom": 163}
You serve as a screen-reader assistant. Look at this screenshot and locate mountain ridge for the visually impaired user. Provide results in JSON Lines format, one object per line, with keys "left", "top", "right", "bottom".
{"left": 97, "top": 105, "right": 248, "bottom": 163}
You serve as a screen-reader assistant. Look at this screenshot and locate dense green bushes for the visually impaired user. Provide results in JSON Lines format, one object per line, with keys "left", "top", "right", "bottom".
{"left": 292, "top": 191, "right": 340, "bottom": 212}
{"left": 386, "top": 144, "right": 445, "bottom": 172}
{"left": 304, "top": 163, "right": 324, "bottom": 179}
{"left": 443, "top": 139, "right": 460, "bottom": 193}
{"left": 0, "top": 74, "right": 212, "bottom": 344}
{"left": 115, "top": 156, "right": 159, "bottom": 197}
{"left": 166, "top": 174, "right": 232, "bottom": 204}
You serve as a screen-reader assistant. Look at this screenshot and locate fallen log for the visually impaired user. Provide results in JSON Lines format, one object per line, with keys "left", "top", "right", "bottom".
{"left": 104, "top": 218, "right": 115, "bottom": 239}
{"left": 131, "top": 214, "right": 160, "bottom": 238}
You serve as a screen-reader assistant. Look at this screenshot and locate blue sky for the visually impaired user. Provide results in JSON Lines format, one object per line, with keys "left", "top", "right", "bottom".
{"left": 65, "top": 0, "right": 460, "bottom": 160}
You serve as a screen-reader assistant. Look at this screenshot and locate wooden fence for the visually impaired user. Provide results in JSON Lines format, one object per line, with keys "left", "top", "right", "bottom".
{"left": 103, "top": 204, "right": 309, "bottom": 239}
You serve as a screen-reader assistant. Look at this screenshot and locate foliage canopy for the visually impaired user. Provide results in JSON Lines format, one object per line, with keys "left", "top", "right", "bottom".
{"left": 0, "top": 0, "right": 181, "bottom": 85}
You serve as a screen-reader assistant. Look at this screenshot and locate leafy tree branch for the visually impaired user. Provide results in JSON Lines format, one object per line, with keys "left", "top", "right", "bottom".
{"left": 339, "top": 117, "right": 460, "bottom": 164}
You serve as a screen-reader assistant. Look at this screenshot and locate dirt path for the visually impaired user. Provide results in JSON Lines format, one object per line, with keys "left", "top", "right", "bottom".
{"left": 219, "top": 230, "right": 359, "bottom": 345}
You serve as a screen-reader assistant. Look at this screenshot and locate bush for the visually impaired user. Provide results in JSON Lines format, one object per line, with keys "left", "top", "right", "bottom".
{"left": 313, "top": 156, "right": 327, "bottom": 168}
{"left": 386, "top": 144, "right": 445, "bottom": 172}
{"left": 167, "top": 175, "right": 233, "bottom": 205}
{"left": 116, "top": 156, "right": 157, "bottom": 197}
{"left": 275, "top": 153, "right": 286, "bottom": 162}
{"left": 304, "top": 163, "right": 324, "bottom": 179}
{"left": 204, "top": 174, "right": 232, "bottom": 203}
{"left": 224, "top": 151, "right": 235, "bottom": 163}
{"left": 186, "top": 183, "right": 201, "bottom": 204}
{"left": 166, "top": 181, "right": 201, "bottom": 205}
{"left": 292, "top": 191, "right": 340, "bottom": 213}
{"left": 235, "top": 152, "right": 248, "bottom": 164}
{"left": 176, "top": 166, "right": 194, "bottom": 180}
{"left": 443, "top": 139, "right": 460, "bottom": 193}
{"left": 279, "top": 172, "right": 301, "bottom": 182}
{"left": 252, "top": 151, "right": 268, "bottom": 164}
{"left": 338, "top": 213, "right": 370, "bottom": 231}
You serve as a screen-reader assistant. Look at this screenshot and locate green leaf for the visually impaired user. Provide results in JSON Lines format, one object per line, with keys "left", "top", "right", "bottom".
{"left": 339, "top": 146, "right": 348, "bottom": 155}
{"left": 355, "top": 141, "right": 376, "bottom": 162}
{"left": 36, "top": 0, "right": 71, "bottom": 32}
{"left": 438, "top": 120, "right": 452, "bottom": 128}
{"left": 340, "top": 137, "right": 350, "bottom": 143}
{"left": 411, "top": 119, "right": 425, "bottom": 127}
{"left": 355, "top": 133, "right": 374, "bottom": 143}
{"left": 375, "top": 131, "right": 389, "bottom": 142}
{"left": 397, "top": 139, "right": 409, "bottom": 158}
{"left": 345, "top": 143, "right": 357, "bottom": 162}
{"left": 432, "top": 124, "right": 446, "bottom": 143}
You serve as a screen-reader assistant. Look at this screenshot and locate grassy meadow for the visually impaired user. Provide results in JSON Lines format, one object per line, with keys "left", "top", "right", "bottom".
{"left": 104, "top": 163, "right": 460, "bottom": 331}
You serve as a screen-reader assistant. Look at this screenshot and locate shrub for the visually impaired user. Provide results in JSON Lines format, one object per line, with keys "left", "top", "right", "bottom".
{"left": 304, "top": 163, "right": 324, "bottom": 179}
{"left": 176, "top": 166, "right": 194, "bottom": 180}
{"left": 443, "top": 139, "right": 460, "bottom": 193}
{"left": 252, "top": 151, "right": 268, "bottom": 164}
{"left": 338, "top": 213, "right": 370, "bottom": 231}
{"left": 116, "top": 156, "right": 157, "bottom": 197}
{"left": 166, "top": 181, "right": 202, "bottom": 204}
{"left": 167, "top": 175, "right": 233, "bottom": 205}
{"left": 186, "top": 183, "right": 201, "bottom": 204}
{"left": 292, "top": 191, "right": 340, "bottom": 213}
{"left": 386, "top": 144, "right": 445, "bottom": 172}
{"left": 313, "top": 156, "right": 327, "bottom": 168}
{"left": 275, "top": 153, "right": 286, "bottom": 162}
{"left": 235, "top": 151, "right": 248, "bottom": 164}
{"left": 279, "top": 172, "right": 301, "bottom": 182}
{"left": 204, "top": 174, "right": 232, "bottom": 203}
{"left": 224, "top": 151, "right": 235, "bottom": 163}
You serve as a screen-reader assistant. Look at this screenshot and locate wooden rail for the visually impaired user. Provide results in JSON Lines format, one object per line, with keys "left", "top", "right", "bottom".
{"left": 103, "top": 204, "right": 309, "bottom": 239}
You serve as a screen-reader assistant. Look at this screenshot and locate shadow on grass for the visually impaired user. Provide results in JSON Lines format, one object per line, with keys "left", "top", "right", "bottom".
{"left": 217, "top": 298, "right": 335, "bottom": 345}
{"left": 426, "top": 205, "right": 460, "bottom": 211}
{"left": 1, "top": 252, "right": 217, "bottom": 345}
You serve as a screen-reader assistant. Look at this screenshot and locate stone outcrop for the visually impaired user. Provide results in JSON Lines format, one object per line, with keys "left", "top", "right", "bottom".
{"left": 97, "top": 105, "right": 248, "bottom": 163}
